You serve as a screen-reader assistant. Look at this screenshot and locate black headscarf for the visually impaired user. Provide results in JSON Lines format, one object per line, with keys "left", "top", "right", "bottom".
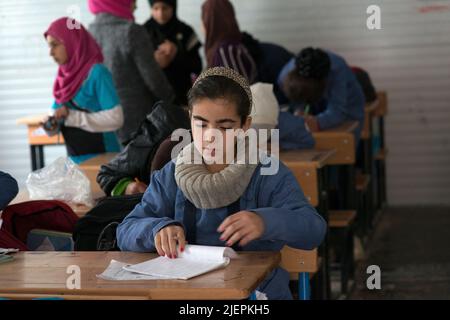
{"left": 144, "top": 0, "right": 202, "bottom": 106}
{"left": 146, "top": 0, "right": 180, "bottom": 45}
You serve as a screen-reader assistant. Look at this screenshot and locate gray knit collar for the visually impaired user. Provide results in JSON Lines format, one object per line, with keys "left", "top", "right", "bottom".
{"left": 174, "top": 142, "right": 258, "bottom": 209}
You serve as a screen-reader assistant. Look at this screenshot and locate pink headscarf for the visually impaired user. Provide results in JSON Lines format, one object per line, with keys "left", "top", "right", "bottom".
{"left": 44, "top": 17, "right": 104, "bottom": 104}
{"left": 88, "top": 0, "right": 134, "bottom": 21}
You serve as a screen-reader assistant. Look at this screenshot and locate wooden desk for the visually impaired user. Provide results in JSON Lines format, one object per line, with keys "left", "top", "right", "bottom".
{"left": 279, "top": 149, "right": 335, "bottom": 207}
{"left": 361, "top": 100, "right": 379, "bottom": 141}
{"left": 312, "top": 121, "right": 358, "bottom": 165}
{"left": 17, "top": 115, "right": 65, "bottom": 171}
{"left": 312, "top": 121, "right": 359, "bottom": 210}
{"left": 0, "top": 251, "right": 280, "bottom": 300}
{"left": 79, "top": 153, "right": 118, "bottom": 196}
{"left": 279, "top": 149, "right": 335, "bottom": 299}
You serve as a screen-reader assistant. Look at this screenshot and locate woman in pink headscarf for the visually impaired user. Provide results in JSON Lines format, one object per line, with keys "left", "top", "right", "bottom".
{"left": 43, "top": 17, "right": 124, "bottom": 164}
{"left": 88, "top": 0, "right": 175, "bottom": 144}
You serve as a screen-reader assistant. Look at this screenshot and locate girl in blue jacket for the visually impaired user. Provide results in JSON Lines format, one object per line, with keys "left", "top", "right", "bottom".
{"left": 117, "top": 67, "right": 326, "bottom": 299}
{"left": 279, "top": 47, "right": 365, "bottom": 142}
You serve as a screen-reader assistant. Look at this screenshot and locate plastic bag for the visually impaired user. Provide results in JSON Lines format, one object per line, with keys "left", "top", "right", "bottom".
{"left": 26, "top": 157, "right": 94, "bottom": 207}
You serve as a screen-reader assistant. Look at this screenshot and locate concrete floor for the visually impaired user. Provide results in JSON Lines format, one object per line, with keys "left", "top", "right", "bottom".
{"left": 349, "top": 206, "right": 450, "bottom": 299}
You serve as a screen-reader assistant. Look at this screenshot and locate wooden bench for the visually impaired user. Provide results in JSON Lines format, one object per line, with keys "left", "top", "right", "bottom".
{"left": 329, "top": 210, "right": 357, "bottom": 228}
{"left": 280, "top": 247, "right": 319, "bottom": 300}
{"left": 328, "top": 210, "right": 357, "bottom": 295}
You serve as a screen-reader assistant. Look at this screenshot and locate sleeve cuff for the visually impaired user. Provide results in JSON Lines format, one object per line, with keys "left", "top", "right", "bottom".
{"left": 251, "top": 208, "right": 283, "bottom": 241}
{"left": 151, "top": 219, "right": 185, "bottom": 242}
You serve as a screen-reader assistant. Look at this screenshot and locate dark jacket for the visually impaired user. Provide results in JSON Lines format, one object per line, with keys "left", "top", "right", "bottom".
{"left": 0, "top": 171, "right": 18, "bottom": 211}
{"left": 89, "top": 13, "right": 175, "bottom": 144}
{"left": 96, "top": 101, "right": 190, "bottom": 195}
{"left": 144, "top": 18, "right": 202, "bottom": 106}
{"left": 351, "top": 66, "right": 377, "bottom": 103}
{"left": 241, "top": 32, "right": 294, "bottom": 104}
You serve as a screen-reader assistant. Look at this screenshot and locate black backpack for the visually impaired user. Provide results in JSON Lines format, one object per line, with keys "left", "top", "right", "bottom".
{"left": 72, "top": 194, "right": 143, "bottom": 251}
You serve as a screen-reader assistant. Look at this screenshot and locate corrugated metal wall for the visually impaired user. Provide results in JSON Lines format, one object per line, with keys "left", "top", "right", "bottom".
{"left": 1, "top": 0, "right": 449, "bottom": 205}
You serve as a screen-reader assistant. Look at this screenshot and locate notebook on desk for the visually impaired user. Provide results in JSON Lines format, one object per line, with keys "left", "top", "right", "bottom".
{"left": 114, "top": 245, "right": 238, "bottom": 280}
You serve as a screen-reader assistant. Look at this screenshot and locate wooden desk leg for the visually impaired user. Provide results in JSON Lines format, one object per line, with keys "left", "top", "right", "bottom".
{"left": 30, "top": 145, "right": 45, "bottom": 171}
{"left": 299, "top": 272, "right": 311, "bottom": 300}
{"left": 317, "top": 167, "right": 330, "bottom": 300}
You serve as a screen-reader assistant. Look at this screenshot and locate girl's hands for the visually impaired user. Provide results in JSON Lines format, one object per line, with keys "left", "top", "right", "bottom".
{"left": 154, "top": 225, "right": 186, "bottom": 258}
{"left": 217, "top": 211, "right": 265, "bottom": 247}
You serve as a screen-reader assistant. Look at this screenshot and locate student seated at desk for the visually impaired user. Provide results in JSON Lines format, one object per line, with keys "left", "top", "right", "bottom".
{"left": 44, "top": 18, "right": 123, "bottom": 164}
{"left": 117, "top": 67, "right": 326, "bottom": 300}
{"left": 0, "top": 171, "right": 18, "bottom": 211}
{"left": 279, "top": 47, "right": 365, "bottom": 142}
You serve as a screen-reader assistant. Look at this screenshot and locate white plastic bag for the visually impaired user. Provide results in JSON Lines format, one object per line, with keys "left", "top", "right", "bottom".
{"left": 26, "top": 156, "right": 94, "bottom": 207}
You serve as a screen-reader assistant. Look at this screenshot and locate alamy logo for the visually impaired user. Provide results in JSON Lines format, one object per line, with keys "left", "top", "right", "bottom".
{"left": 366, "top": 265, "right": 381, "bottom": 290}
{"left": 367, "top": 5, "right": 381, "bottom": 30}
{"left": 66, "top": 265, "right": 81, "bottom": 290}
{"left": 66, "top": 5, "right": 81, "bottom": 30}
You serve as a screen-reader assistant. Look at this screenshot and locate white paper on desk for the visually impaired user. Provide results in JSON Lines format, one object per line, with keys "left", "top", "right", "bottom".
{"left": 123, "top": 245, "right": 238, "bottom": 280}
{"left": 0, "top": 248, "right": 19, "bottom": 255}
{"left": 97, "top": 260, "right": 164, "bottom": 281}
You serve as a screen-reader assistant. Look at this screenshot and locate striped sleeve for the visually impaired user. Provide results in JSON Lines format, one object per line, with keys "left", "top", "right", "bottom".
{"left": 214, "top": 43, "right": 257, "bottom": 84}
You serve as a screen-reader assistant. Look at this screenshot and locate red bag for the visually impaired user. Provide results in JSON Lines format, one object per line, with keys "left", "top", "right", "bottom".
{"left": 0, "top": 200, "right": 79, "bottom": 250}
